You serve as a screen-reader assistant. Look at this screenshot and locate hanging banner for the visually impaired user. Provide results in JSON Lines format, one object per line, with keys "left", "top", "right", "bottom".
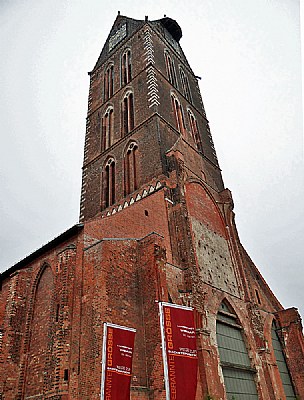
{"left": 159, "top": 302, "right": 198, "bottom": 400}
{"left": 101, "top": 323, "right": 136, "bottom": 400}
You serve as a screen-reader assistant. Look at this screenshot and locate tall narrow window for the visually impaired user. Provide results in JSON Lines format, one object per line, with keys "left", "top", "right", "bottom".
{"left": 180, "top": 67, "right": 192, "bottom": 101}
{"left": 103, "top": 158, "right": 116, "bottom": 209}
{"left": 24, "top": 266, "right": 55, "bottom": 398}
{"left": 165, "top": 51, "right": 177, "bottom": 87}
{"left": 121, "top": 91, "right": 134, "bottom": 136}
{"left": 121, "top": 49, "right": 132, "bottom": 86}
{"left": 101, "top": 107, "right": 114, "bottom": 151}
{"left": 104, "top": 64, "right": 114, "bottom": 101}
{"left": 124, "top": 142, "right": 138, "bottom": 196}
{"left": 171, "top": 94, "right": 185, "bottom": 133}
{"left": 188, "top": 109, "right": 203, "bottom": 152}
{"left": 271, "top": 322, "right": 296, "bottom": 399}
{"left": 216, "top": 302, "right": 258, "bottom": 400}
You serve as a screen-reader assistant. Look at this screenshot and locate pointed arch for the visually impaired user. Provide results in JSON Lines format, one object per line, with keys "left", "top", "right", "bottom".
{"left": 171, "top": 92, "right": 185, "bottom": 134}
{"left": 179, "top": 66, "right": 192, "bottom": 101}
{"left": 187, "top": 108, "right": 203, "bottom": 152}
{"left": 121, "top": 90, "right": 134, "bottom": 136}
{"left": 121, "top": 48, "right": 132, "bottom": 86}
{"left": 102, "top": 157, "right": 116, "bottom": 209}
{"left": 104, "top": 63, "right": 114, "bottom": 101}
{"left": 164, "top": 49, "right": 177, "bottom": 87}
{"left": 124, "top": 141, "right": 138, "bottom": 196}
{"left": 216, "top": 301, "right": 258, "bottom": 399}
{"left": 185, "top": 179, "right": 228, "bottom": 238}
{"left": 101, "top": 105, "right": 114, "bottom": 151}
{"left": 24, "top": 264, "right": 55, "bottom": 398}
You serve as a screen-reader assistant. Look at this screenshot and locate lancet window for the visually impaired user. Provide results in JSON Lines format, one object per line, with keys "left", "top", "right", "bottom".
{"left": 101, "top": 106, "right": 114, "bottom": 151}
{"left": 122, "top": 91, "right": 134, "bottom": 136}
{"left": 216, "top": 302, "right": 258, "bottom": 399}
{"left": 124, "top": 142, "right": 138, "bottom": 196}
{"left": 165, "top": 51, "right": 177, "bottom": 87}
{"left": 103, "top": 158, "right": 116, "bottom": 209}
{"left": 121, "top": 49, "right": 132, "bottom": 86}
{"left": 187, "top": 109, "right": 203, "bottom": 152}
{"left": 180, "top": 67, "right": 192, "bottom": 101}
{"left": 104, "top": 64, "right": 114, "bottom": 101}
{"left": 171, "top": 94, "right": 185, "bottom": 133}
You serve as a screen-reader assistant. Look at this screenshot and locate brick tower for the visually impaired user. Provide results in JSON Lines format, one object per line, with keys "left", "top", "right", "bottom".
{"left": 1, "top": 14, "right": 303, "bottom": 400}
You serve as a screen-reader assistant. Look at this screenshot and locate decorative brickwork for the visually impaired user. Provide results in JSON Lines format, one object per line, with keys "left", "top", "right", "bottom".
{"left": 0, "top": 14, "right": 303, "bottom": 400}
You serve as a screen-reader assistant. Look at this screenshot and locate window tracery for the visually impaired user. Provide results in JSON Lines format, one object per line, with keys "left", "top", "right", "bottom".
{"left": 104, "top": 64, "right": 114, "bottom": 101}
{"left": 103, "top": 157, "right": 116, "bottom": 208}
{"left": 187, "top": 109, "right": 203, "bottom": 152}
{"left": 122, "top": 91, "right": 134, "bottom": 136}
{"left": 165, "top": 50, "right": 177, "bottom": 87}
{"left": 102, "top": 106, "right": 114, "bottom": 151}
{"left": 124, "top": 142, "right": 138, "bottom": 196}
{"left": 171, "top": 93, "right": 185, "bottom": 133}
{"left": 121, "top": 49, "right": 132, "bottom": 86}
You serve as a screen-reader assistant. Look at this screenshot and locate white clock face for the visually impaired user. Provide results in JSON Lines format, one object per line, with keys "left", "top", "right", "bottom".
{"left": 108, "top": 24, "right": 127, "bottom": 52}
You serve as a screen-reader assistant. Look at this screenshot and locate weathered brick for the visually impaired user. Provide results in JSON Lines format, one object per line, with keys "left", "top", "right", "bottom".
{"left": 0, "top": 14, "right": 303, "bottom": 400}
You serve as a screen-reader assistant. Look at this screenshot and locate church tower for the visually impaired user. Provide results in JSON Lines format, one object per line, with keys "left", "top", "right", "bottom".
{"left": 79, "top": 14, "right": 222, "bottom": 223}
{"left": 76, "top": 13, "right": 304, "bottom": 399}
{"left": 1, "top": 13, "right": 303, "bottom": 400}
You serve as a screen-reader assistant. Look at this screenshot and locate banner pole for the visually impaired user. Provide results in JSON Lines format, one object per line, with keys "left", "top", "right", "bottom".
{"left": 100, "top": 322, "right": 108, "bottom": 400}
{"left": 159, "top": 302, "right": 170, "bottom": 400}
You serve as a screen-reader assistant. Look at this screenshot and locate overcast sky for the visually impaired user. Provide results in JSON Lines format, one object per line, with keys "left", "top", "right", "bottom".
{"left": 0, "top": 0, "right": 303, "bottom": 319}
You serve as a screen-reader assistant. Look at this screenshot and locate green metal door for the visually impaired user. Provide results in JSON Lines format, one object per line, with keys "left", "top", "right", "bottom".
{"left": 271, "top": 323, "right": 296, "bottom": 399}
{"left": 216, "top": 303, "right": 258, "bottom": 400}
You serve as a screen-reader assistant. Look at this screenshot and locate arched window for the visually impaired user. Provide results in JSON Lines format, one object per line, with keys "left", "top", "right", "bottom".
{"left": 24, "top": 265, "right": 55, "bottom": 397}
{"left": 101, "top": 107, "right": 114, "bottom": 151}
{"left": 271, "top": 322, "right": 296, "bottom": 399}
{"left": 104, "top": 64, "right": 114, "bottom": 101}
{"left": 171, "top": 94, "right": 185, "bottom": 133}
{"left": 122, "top": 91, "right": 134, "bottom": 136}
{"left": 165, "top": 51, "right": 177, "bottom": 87}
{"left": 102, "top": 158, "right": 116, "bottom": 209}
{"left": 187, "top": 109, "right": 203, "bottom": 152}
{"left": 121, "top": 49, "right": 132, "bottom": 86}
{"left": 124, "top": 142, "right": 138, "bottom": 196}
{"left": 180, "top": 67, "right": 191, "bottom": 101}
{"left": 216, "top": 302, "right": 258, "bottom": 399}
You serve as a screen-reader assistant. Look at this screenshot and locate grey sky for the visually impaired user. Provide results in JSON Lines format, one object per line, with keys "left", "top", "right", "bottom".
{"left": 0, "top": 0, "right": 303, "bottom": 318}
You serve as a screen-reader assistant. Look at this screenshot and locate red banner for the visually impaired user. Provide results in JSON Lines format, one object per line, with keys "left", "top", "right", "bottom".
{"left": 159, "top": 303, "right": 198, "bottom": 400}
{"left": 101, "top": 323, "right": 136, "bottom": 400}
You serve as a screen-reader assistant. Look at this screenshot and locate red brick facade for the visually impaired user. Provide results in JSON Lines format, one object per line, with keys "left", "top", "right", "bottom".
{"left": 1, "top": 14, "right": 303, "bottom": 400}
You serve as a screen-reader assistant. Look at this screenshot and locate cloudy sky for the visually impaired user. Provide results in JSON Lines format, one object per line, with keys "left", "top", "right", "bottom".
{"left": 0, "top": 0, "right": 303, "bottom": 318}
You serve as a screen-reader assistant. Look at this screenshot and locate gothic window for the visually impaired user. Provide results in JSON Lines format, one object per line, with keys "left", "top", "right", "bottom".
{"left": 101, "top": 106, "right": 114, "bottom": 151}
{"left": 104, "top": 64, "right": 114, "bottom": 101}
{"left": 165, "top": 51, "right": 177, "bottom": 87}
{"left": 216, "top": 302, "right": 258, "bottom": 400}
{"left": 121, "top": 91, "right": 134, "bottom": 136}
{"left": 24, "top": 265, "right": 55, "bottom": 397}
{"left": 124, "top": 142, "right": 138, "bottom": 196}
{"left": 180, "top": 67, "right": 192, "bottom": 101}
{"left": 187, "top": 109, "right": 203, "bottom": 152}
{"left": 102, "top": 158, "right": 116, "bottom": 209}
{"left": 271, "top": 322, "right": 296, "bottom": 399}
{"left": 121, "top": 49, "right": 132, "bottom": 86}
{"left": 171, "top": 94, "right": 185, "bottom": 133}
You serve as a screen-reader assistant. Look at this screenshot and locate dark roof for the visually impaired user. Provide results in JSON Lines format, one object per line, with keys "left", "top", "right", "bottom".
{"left": 160, "top": 17, "right": 182, "bottom": 41}
{"left": 0, "top": 224, "right": 84, "bottom": 280}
